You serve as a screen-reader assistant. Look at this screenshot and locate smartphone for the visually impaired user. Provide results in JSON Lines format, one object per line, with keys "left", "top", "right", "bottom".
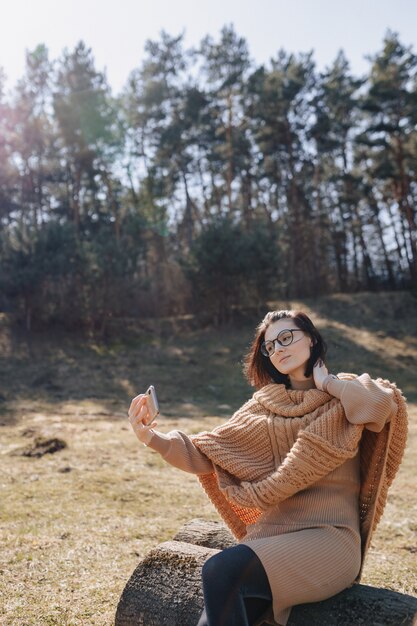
{"left": 145, "top": 385, "right": 160, "bottom": 422}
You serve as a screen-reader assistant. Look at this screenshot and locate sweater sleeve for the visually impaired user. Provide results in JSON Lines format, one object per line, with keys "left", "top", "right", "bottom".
{"left": 146, "top": 430, "right": 214, "bottom": 475}
{"left": 326, "top": 373, "right": 396, "bottom": 432}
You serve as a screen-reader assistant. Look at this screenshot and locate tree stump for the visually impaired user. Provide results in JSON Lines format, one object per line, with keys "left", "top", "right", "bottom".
{"left": 172, "top": 518, "right": 236, "bottom": 550}
{"left": 115, "top": 519, "right": 417, "bottom": 626}
{"left": 287, "top": 585, "right": 417, "bottom": 625}
{"left": 115, "top": 540, "right": 215, "bottom": 626}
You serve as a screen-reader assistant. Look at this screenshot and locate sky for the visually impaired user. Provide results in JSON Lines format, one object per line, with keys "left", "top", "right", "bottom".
{"left": 1, "top": 0, "right": 417, "bottom": 95}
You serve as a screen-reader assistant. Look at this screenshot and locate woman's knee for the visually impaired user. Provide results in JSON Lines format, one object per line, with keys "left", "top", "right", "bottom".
{"left": 201, "top": 551, "right": 227, "bottom": 584}
{"left": 201, "top": 545, "right": 260, "bottom": 587}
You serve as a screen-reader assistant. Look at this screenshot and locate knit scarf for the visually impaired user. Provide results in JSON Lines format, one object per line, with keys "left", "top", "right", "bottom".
{"left": 190, "top": 373, "right": 408, "bottom": 563}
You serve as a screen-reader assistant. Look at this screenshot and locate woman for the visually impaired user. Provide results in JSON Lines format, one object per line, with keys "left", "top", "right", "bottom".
{"left": 128, "top": 310, "right": 407, "bottom": 626}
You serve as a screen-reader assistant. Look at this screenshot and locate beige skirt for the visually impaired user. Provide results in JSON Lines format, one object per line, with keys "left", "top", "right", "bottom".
{"left": 240, "top": 524, "right": 362, "bottom": 626}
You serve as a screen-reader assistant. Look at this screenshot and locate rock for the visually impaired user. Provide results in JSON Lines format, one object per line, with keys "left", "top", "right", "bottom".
{"left": 115, "top": 519, "right": 417, "bottom": 626}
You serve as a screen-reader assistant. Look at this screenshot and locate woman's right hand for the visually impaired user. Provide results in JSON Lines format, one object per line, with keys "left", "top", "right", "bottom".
{"left": 128, "top": 394, "right": 157, "bottom": 445}
{"left": 313, "top": 359, "right": 329, "bottom": 391}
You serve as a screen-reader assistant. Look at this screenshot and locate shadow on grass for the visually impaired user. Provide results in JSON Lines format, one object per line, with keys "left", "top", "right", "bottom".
{"left": 300, "top": 290, "right": 417, "bottom": 338}
{"left": 1, "top": 291, "right": 416, "bottom": 429}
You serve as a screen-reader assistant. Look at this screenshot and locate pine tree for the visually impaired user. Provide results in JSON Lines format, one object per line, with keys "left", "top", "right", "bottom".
{"left": 356, "top": 32, "right": 417, "bottom": 284}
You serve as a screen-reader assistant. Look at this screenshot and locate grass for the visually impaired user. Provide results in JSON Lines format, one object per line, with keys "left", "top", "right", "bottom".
{"left": 1, "top": 291, "right": 416, "bottom": 625}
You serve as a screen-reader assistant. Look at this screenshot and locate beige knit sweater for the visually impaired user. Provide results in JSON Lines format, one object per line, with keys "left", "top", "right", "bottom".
{"left": 146, "top": 373, "right": 407, "bottom": 625}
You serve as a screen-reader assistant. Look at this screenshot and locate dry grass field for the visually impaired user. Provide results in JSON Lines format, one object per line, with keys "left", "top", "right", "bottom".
{"left": 1, "top": 291, "right": 416, "bottom": 625}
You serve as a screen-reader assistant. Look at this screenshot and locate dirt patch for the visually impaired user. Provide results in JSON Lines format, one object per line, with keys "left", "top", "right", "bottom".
{"left": 12, "top": 437, "right": 68, "bottom": 458}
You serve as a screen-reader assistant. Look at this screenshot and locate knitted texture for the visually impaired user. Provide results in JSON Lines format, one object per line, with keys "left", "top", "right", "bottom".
{"left": 190, "top": 373, "right": 408, "bottom": 578}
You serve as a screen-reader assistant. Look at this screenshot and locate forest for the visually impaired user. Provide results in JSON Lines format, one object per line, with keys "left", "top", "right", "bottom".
{"left": 0, "top": 26, "right": 416, "bottom": 330}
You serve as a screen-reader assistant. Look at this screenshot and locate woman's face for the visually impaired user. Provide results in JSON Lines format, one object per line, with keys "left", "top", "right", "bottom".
{"left": 264, "top": 318, "right": 313, "bottom": 380}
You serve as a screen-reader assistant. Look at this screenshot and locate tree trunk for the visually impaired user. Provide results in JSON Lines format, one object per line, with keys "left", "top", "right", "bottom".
{"left": 71, "top": 165, "right": 81, "bottom": 234}
{"left": 181, "top": 170, "right": 194, "bottom": 249}
{"left": 209, "top": 168, "right": 222, "bottom": 214}
{"left": 335, "top": 202, "right": 349, "bottom": 291}
{"left": 369, "top": 196, "right": 396, "bottom": 288}
{"left": 399, "top": 212, "right": 415, "bottom": 279}
{"left": 102, "top": 169, "right": 121, "bottom": 243}
{"left": 196, "top": 156, "right": 211, "bottom": 221}
{"left": 385, "top": 199, "right": 406, "bottom": 274}
{"left": 332, "top": 229, "right": 347, "bottom": 292}
{"left": 226, "top": 90, "right": 233, "bottom": 212}
{"left": 351, "top": 230, "right": 360, "bottom": 290}
{"left": 352, "top": 203, "right": 374, "bottom": 288}
{"left": 394, "top": 135, "right": 417, "bottom": 280}
{"left": 241, "top": 169, "right": 253, "bottom": 229}
{"left": 254, "top": 181, "right": 274, "bottom": 226}
{"left": 115, "top": 519, "right": 417, "bottom": 626}
{"left": 286, "top": 180, "right": 302, "bottom": 297}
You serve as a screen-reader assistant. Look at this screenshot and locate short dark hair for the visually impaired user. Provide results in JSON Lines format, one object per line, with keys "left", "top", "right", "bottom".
{"left": 244, "top": 310, "right": 327, "bottom": 389}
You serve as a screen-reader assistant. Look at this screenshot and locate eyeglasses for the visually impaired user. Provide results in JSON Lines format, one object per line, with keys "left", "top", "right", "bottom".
{"left": 260, "top": 329, "right": 305, "bottom": 357}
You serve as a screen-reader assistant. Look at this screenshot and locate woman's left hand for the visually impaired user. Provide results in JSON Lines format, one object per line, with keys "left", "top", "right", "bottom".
{"left": 313, "top": 359, "right": 329, "bottom": 391}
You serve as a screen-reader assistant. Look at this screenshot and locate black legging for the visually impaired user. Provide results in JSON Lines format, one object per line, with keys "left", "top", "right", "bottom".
{"left": 196, "top": 544, "right": 273, "bottom": 626}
